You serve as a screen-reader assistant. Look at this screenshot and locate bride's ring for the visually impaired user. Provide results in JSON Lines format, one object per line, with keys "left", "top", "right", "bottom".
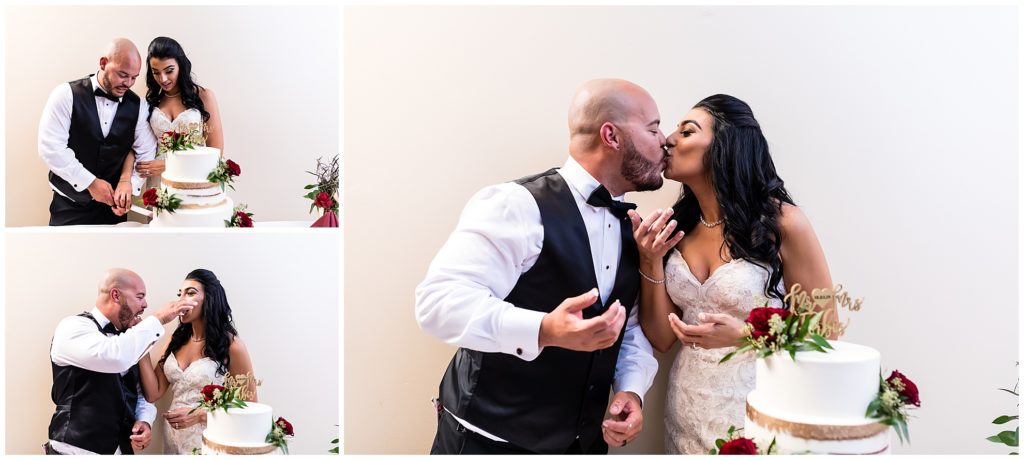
{"left": 691, "top": 342, "right": 697, "bottom": 350}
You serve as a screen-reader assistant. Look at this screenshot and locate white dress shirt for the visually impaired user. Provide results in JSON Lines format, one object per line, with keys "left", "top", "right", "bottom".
{"left": 38, "top": 74, "right": 158, "bottom": 199}
{"left": 415, "top": 156, "right": 658, "bottom": 442}
{"left": 48, "top": 307, "right": 163, "bottom": 454}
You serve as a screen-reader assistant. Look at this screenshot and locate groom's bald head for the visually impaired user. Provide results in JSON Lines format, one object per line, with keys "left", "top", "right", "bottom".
{"left": 96, "top": 268, "right": 147, "bottom": 330}
{"left": 568, "top": 79, "right": 653, "bottom": 150}
{"left": 103, "top": 38, "right": 141, "bottom": 65}
{"left": 97, "top": 38, "right": 141, "bottom": 98}
{"left": 97, "top": 268, "right": 142, "bottom": 295}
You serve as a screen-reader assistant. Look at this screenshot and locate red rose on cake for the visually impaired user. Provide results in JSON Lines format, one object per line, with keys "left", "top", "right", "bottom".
{"left": 142, "top": 188, "right": 159, "bottom": 207}
{"left": 225, "top": 159, "right": 241, "bottom": 177}
{"left": 886, "top": 370, "right": 920, "bottom": 407}
{"left": 201, "top": 384, "right": 225, "bottom": 402}
{"left": 745, "top": 307, "right": 790, "bottom": 343}
{"left": 275, "top": 417, "right": 294, "bottom": 436}
{"left": 235, "top": 211, "right": 253, "bottom": 228}
{"left": 718, "top": 437, "right": 757, "bottom": 455}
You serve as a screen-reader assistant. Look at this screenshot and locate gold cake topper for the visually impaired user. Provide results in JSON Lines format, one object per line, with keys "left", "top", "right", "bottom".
{"left": 782, "top": 283, "right": 863, "bottom": 339}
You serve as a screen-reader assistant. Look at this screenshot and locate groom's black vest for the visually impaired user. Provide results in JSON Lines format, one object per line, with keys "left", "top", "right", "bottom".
{"left": 48, "top": 312, "right": 141, "bottom": 455}
{"left": 438, "top": 169, "right": 640, "bottom": 454}
{"left": 48, "top": 75, "right": 140, "bottom": 206}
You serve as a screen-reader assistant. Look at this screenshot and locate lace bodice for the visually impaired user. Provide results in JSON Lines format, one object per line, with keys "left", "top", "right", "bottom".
{"left": 149, "top": 107, "right": 204, "bottom": 140}
{"left": 662, "top": 249, "right": 784, "bottom": 454}
{"left": 160, "top": 353, "right": 223, "bottom": 454}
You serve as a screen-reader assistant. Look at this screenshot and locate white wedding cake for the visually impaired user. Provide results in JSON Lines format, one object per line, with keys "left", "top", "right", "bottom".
{"left": 743, "top": 341, "right": 891, "bottom": 454}
{"left": 150, "top": 146, "right": 234, "bottom": 227}
{"left": 202, "top": 402, "right": 280, "bottom": 455}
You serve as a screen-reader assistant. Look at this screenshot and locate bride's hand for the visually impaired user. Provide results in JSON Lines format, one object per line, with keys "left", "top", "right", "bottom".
{"left": 136, "top": 160, "right": 165, "bottom": 178}
{"left": 628, "top": 208, "right": 685, "bottom": 265}
{"left": 113, "top": 180, "right": 133, "bottom": 210}
{"left": 164, "top": 407, "right": 206, "bottom": 430}
{"left": 668, "top": 312, "right": 747, "bottom": 349}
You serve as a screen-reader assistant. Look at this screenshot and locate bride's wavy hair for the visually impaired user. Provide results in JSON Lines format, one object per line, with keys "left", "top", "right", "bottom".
{"left": 158, "top": 269, "right": 238, "bottom": 376}
{"left": 145, "top": 36, "right": 210, "bottom": 123}
{"left": 670, "top": 94, "right": 794, "bottom": 300}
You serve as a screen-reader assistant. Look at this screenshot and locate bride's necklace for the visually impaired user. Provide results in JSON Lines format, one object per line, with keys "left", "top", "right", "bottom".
{"left": 164, "top": 90, "right": 181, "bottom": 98}
{"left": 191, "top": 336, "right": 206, "bottom": 342}
{"left": 700, "top": 214, "right": 724, "bottom": 228}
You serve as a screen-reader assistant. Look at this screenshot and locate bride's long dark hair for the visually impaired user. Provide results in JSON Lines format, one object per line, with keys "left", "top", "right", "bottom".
{"left": 145, "top": 36, "right": 209, "bottom": 123}
{"left": 158, "top": 269, "right": 237, "bottom": 376}
{"left": 670, "top": 94, "right": 795, "bottom": 300}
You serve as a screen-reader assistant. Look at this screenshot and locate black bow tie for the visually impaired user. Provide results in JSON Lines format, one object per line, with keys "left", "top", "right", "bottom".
{"left": 101, "top": 322, "right": 123, "bottom": 335}
{"left": 587, "top": 185, "right": 637, "bottom": 220}
{"left": 93, "top": 87, "right": 120, "bottom": 102}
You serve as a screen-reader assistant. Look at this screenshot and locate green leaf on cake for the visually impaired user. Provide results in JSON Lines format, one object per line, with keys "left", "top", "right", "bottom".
{"left": 866, "top": 398, "right": 881, "bottom": 417}
{"left": 806, "top": 311, "right": 823, "bottom": 336}
{"left": 809, "top": 334, "right": 832, "bottom": 351}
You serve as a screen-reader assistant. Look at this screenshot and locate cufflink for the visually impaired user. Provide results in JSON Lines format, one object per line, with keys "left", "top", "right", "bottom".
{"left": 516, "top": 348, "right": 523, "bottom": 356}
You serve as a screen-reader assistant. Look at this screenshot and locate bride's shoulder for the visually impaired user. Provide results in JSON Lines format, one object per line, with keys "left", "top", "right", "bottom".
{"left": 777, "top": 202, "right": 815, "bottom": 241}
{"left": 228, "top": 334, "right": 247, "bottom": 350}
{"left": 197, "top": 86, "right": 218, "bottom": 104}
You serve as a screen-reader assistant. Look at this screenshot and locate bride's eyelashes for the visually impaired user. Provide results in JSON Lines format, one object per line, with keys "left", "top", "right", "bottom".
{"left": 681, "top": 130, "right": 694, "bottom": 138}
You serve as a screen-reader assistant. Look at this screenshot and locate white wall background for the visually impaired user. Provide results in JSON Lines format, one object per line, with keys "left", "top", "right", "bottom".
{"left": 345, "top": 6, "right": 1019, "bottom": 455}
{"left": 5, "top": 231, "right": 340, "bottom": 454}
{"left": 5, "top": 5, "right": 339, "bottom": 226}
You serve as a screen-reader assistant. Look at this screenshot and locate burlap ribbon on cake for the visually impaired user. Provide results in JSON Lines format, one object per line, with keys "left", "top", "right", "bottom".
{"left": 178, "top": 200, "right": 228, "bottom": 210}
{"left": 202, "top": 435, "right": 279, "bottom": 455}
{"left": 746, "top": 402, "right": 889, "bottom": 441}
{"left": 162, "top": 178, "right": 220, "bottom": 190}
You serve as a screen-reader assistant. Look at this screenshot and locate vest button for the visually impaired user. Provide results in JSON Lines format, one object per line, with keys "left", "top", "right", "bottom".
{"left": 588, "top": 384, "right": 595, "bottom": 392}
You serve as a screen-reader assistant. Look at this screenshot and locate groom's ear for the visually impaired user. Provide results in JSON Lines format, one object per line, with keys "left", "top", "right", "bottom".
{"left": 599, "top": 122, "right": 619, "bottom": 150}
{"left": 98, "top": 56, "right": 108, "bottom": 71}
{"left": 109, "top": 287, "right": 120, "bottom": 303}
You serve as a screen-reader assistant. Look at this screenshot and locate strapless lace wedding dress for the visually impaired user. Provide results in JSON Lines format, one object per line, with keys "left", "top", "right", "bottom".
{"left": 160, "top": 353, "right": 223, "bottom": 454}
{"left": 663, "top": 249, "right": 784, "bottom": 454}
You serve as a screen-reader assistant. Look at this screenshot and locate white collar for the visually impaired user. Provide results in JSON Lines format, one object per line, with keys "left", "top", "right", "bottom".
{"left": 90, "top": 73, "right": 122, "bottom": 103}
{"left": 560, "top": 156, "right": 624, "bottom": 202}
{"left": 89, "top": 306, "right": 113, "bottom": 329}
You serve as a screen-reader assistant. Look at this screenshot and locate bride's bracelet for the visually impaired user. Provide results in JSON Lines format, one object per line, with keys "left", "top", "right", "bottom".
{"left": 638, "top": 268, "right": 665, "bottom": 284}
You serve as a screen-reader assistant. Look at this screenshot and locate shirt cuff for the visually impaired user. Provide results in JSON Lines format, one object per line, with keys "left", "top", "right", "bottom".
{"left": 498, "top": 306, "right": 545, "bottom": 361}
{"left": 613, "top": 376, "right": 647, "bottom": 407}
{"left": 70, "top": 168, "right": 98, "bottom": 193}
{"left": 131, "top": 175, "right": 145, "bottom": 196}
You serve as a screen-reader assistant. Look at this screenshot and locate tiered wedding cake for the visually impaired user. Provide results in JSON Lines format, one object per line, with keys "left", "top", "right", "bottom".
{"left": 202, "top": 402, "right": 279, "bottom": 455}
{"left": 743, "top": 341, "right": 891, "bottom": 454}
{"left": 150, "top": 146, "right": 234, "bottom": 227}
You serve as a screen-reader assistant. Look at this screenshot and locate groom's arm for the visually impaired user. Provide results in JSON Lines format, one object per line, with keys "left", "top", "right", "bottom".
{"left": 128, "top": 99, "right": 158, "bottom": 195}
{"left": 612, "top": 301, "right": 658, "bottom": 405}
{"left": 134, "top": 379, "right": 157, "bottom": 426}
{"left": 50, "top": 316, "right": 165, "bottom": 374}
{"left": 38, "top": 83, "right": 97, "bottom": 192}
{"left": 415, "top": 183, "right": 547, "bottom": 361}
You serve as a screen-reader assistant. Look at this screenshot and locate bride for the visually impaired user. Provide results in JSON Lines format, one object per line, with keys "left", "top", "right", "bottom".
{"left": 629, "top": 94, "right": 837, "bottom": 454}
{"left": 137, "top": 269, "right": 256, "bottom": 454}
{"left": 112, "top": 36, "right": 223, "bottom": 209}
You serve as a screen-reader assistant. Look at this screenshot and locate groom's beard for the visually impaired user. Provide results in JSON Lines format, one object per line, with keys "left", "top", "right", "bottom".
{"left": 116, "top": 298, "right": 135, "bottom": 330}
{"left": 621, "top": 136, "right": 664, "bottom": 192}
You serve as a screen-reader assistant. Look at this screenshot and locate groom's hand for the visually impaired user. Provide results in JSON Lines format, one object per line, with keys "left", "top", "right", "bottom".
{"left": 603, "top": 391, "right": 643, "bottom": 448}
{"left": 538, "top": 289, "right": 626, "bottom": 352}
{"left": 153, "top": 298, "right": 199, "bottom": 324}
{"left": 87, "top": 178, "right": 115, "bottom": 206}
{"left": 129, "top": 421, "right": 151, "bottom": 452}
